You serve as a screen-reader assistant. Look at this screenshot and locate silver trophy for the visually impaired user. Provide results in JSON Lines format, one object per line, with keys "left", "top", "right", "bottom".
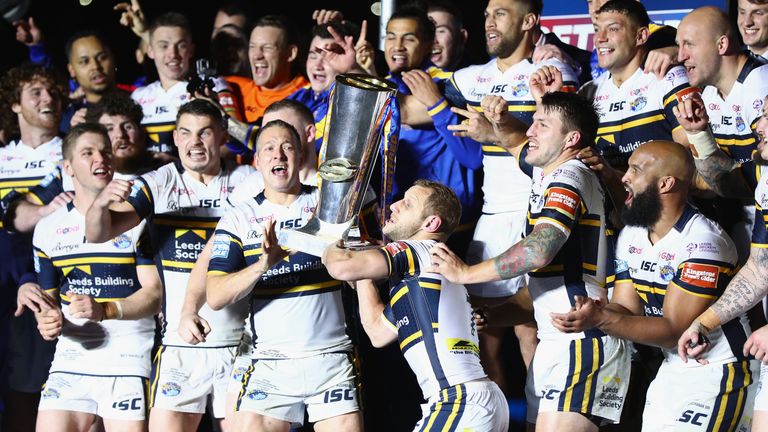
{"left": 278, "top": 74, "right": 398, "bottom": 257}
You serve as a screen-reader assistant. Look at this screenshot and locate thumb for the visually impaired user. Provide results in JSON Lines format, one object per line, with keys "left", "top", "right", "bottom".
{"left": 14, "top": 302, "right": 25, "bottom": 317}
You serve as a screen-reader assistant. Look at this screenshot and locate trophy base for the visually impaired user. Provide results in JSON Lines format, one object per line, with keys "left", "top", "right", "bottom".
{"left": 278, "top": 218, "right": 355, "bottom": 257}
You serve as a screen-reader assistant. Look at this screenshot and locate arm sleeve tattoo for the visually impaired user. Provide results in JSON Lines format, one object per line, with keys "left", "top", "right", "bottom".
{"left": 493, "top": 223, "right": 567, "bottom": 280}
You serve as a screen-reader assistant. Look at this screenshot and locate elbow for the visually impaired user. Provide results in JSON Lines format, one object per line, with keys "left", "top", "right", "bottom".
{"left": 530, "top": 253, "right": 553, "bottom": 271}
{"left": 369, "top": 337, "right": 390, "bottom": 348}
{"left": 85, "top": 229, "right": 109, "bottom": 244}
{"left": 325, "top": 261, "right": 353, "bottom": 282}
{"left": 205, "top": 279, "right": 226, "bottom": 311}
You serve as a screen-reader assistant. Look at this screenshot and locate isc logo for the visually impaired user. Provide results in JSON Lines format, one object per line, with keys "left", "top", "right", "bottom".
{"left": 24, "top": 160, "right": 47, "bottom": 169}
{"left": 112, "top": 398, "right": 142, "bottom": 411}
{"left": 199, "top": 199, "right": 221, "bottom": 208}
{"left": 490, "top": 84, "right": 508, "bottom": 93}
{"left": 678, "top": 410, "right": 708, "bottom": 426}
{"left": 640, "top": 261, "right": 657, "bottom": 272}
{"left": 323, "top": 388, "right": 354, "bottom": 403}
{"left": 279, "top": 218, "right": 302, "bottom": 230}
{"left": 609, "top": 101, "right": 626, "bottom": 112}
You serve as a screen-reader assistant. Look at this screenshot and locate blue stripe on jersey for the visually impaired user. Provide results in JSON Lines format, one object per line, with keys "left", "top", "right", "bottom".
{"left": 706, "top": 360, "right": 753, "bottom": 432}
{"left": 419, "top": 383, "right": 467, "bottom": 432}
{"left": 752, "top": 204, "right": 768, "bottom": 247}
{"left": 404, "top": 277, "right": 448, "bottom": 389}
{"left": 559, "top": 337, "right": 603, "bottom": 414}
{"left": 721, "top": 320, "right": 750, "bottom": 364}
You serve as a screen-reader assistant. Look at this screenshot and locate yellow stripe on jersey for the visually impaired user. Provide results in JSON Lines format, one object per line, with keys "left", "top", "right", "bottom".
{"left": 0, "top": 179, "right": 41, "bottom": 188}
{"left": 145, "top": 124, "right": 176, "bottom": 133}
{"left": 426, "top": 66, "right": 452, "bottom": 80}
{"left": 482, "top": 144, "right": 509, "bottom": 153}
{"left": 423, "top": 389, "right": 445, "bottom": 431}
{"left": 420, "top": 281, "right": 441, "bottom": 290}
{"left": 391, "top": 286, "right": 409, "bottom": 305}
{"left": 583, "top": 263, "right": 597, "bottom": 272}
{"left": 400, "top": 330, "right": 423, "bottom": 350}
{"left": 54, "top": 256, "right": 135, "bottom": 266}
{"left": 633, "top": 283, "right": 666, "bottom": 296}
{"left": 174, "top": 229, "right": 208, "bottom": 239}
{"left": 712, "top": 362, "right": 737, "bottom": 431}
{"left": 715, "top": 137, "right": 756, "bottom": 146}
{"left": 149, "top": 346, "right": 166, "bottom": 407}
{"left": 578, "top": 219, "right": 601, "bottom": 227}
{"left": 60, "top": 294, "right": 127, "bottom": 302}
{"left": 597, "top": 114, "right": 665, "bottom": 134}
{"left": 442, "top": 385, "right": 464, "bottom": 432}
{"left": 255, "top": 280, "right": 339, "bottom": 296}
{"left": 161, "top": 260, "right": 195, "bottom": 269}
{"left": 405, "top": 248, "right": 416, "bottom": 276}
{"left": 536, "top": 216, "right": 571, "bottom": 233}
{"left": 207, "top": 270, "right": 228, "bottom": 275}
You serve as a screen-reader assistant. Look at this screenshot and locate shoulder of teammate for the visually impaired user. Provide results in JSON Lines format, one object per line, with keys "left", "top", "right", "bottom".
{"left": 660, "top": 65, "right": 691, "bottom": 88}
{"left": 32, "top": 204, "right": 69, "bottom": 249}
{"left": 681, "top": 213, "right": 738, "bottom": 266}
{"left": 741, "top": 64, "right": 768, "bottom": 123}
{"left": 445, "top": 62, "right": 485, "bottom": 105}
{"left": 27, "top": 165, "right": 65, "bottom": 205}
{"left": 380, "top": 239, "right": 421, "bottom": 278}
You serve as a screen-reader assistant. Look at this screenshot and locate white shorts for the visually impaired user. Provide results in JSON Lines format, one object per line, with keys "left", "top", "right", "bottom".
{"left": 39, "top": 372, "right": 147, "bottom": 421}
{"left": 149, "top": 345, "right": 237, "bottom": 418}
{"left": 756, "top": 362, "right": 768, "bottom": 413}
{"left": 465, "top": 212, "right": 527, "bottom": 298}
{"left": 526, "top": 336, "right": 630, "bottom": 425}
{"left": 413, "top": 379, "right": 509, "bottom": 432}
{"left": 643, "top": 359, "right": 758, "bottom": 431}
{"left": 237, "top": 352, "right": 359, "bottom": 427}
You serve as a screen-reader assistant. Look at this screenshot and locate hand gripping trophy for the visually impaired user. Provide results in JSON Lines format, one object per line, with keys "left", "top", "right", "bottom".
{"left": 278, "top": 74, "right": 399, "bottom": 257}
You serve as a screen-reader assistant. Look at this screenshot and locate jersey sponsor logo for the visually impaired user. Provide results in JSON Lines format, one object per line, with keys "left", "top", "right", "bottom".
{"left": 628, "top": 246, "right": 643, "bottom": 254}
{"left": 33, "top": 253, "right": 41, "bottom": 273}
{"left": 199, "top": 198, "right": 221, "bottom": 208}
{"left": 232, "top": 366, "right": 248, "bottom": 382}
{"left": 543, "top": 388, "right": 560, "bottom": 400}
{"left": 247, "top": 390, "right": 268, "bottom": 400}
{"left": 685, "top": 242, "right": 720, "bottom": 254}
{"left": 754, "top": 98, "right": 764, "bottom": 111}
{"left": 640, "top": 261, "right": 657, "bottom": 272}
{"left": 395, "top": 315, "right": 410, "bottom": 329}
{"left": 211, "top": 234, "right": 231, "bottom": 259}
{"left": 490, "top": 84, "right": 508, "bottom": 93}
{"left": 113, "top": 234, "right": 132, "bottom": 249}
{"left": 609, "top": 101, "right": 626, "bottom": 112}
{"left": 659, "top": 264, "right": 675, "bottom": 282}
{"left": 629, "top": 96, "right": 647, "bottom": 112}
{"left": 160, "top": 382, "right": 181, "bottom": 397}
{"left": 155, "top": 106, "right": 169, "bottom": 115}
{"left": 598, "top": 381, "right": 625, "bottom": 409}
{"left": 446, "top": 338, "right": 480, "bottom": 355}
{"left": 680, "top": 263, "right": 718, "bottom": 288}
{"left": 39, "top": 170, "right": 57, "bottom": 187}
{"left": 675, "top": 87, "right": 700, "bottom": 104}
{"left": 543, "top": 187, "right": 580, "bottom": 218}
{"left": 56, "top": 225, "right": 80, "bottom": 235}
{"left": 246, "top": 230, "right": 262, "bottom": 240}
{"left": 384, "top": 241, "right": 408, "bottom": 256}
{"left": 659, "top": 251, "right": 675, "bottom": 261}
{"left": 735, "top": 116, "right": 746, "bottom": 132}
{"left": 629, "top": 86, "right": 648, "bottom": 96}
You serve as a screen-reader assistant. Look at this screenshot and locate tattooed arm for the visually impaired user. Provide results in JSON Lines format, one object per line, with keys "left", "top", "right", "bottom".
{"left": 678, "top": 245, "right": 768, "bottom": 360}
{"left": 430, "top": 223, "right": 567, "bottom": 284}
{"left": 694, "top": 150, "right": 753, "bottom": 200}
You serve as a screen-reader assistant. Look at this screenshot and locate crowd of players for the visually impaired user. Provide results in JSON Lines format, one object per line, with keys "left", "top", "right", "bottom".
{"left": 2, "top": 0, "right": 768, "bottom": 431}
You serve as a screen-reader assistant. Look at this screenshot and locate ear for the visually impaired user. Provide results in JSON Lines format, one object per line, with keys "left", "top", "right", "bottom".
{"left": 716, "top": 34, "right": 729, "bottom": 55}
{"left": 63, "top": 159, "right": 74, "bottom": 177}
{"left": 67, "top": 63, "right": 76, "bottom": 80}
{"left": 563, "top": 130, "right": 582, "bottom": 150}
{"left": 459, "top": 28, "right": 469, "bottom": 44}
{"left": 147, "top": 42, "right": 156, "bottom": 60}
{"left": 422, "top": 214, "right": 443, "bottom": 233}
{"left": 636, "top": 26, "right": 650, "bottom": 46}
{"left": 305, "top": 123, "right": 316, "bottom": 145}
{"left": 287, "top": 44, "right": 299, "bottom": 63}
{"left": 657, "top": 175, "right": 677, "bottom": 194}
{"left": 521, "top": 13, "right": 537, "bottom": 32}
{"left": 11, "top": 102, "right": 21, "bottom": 114}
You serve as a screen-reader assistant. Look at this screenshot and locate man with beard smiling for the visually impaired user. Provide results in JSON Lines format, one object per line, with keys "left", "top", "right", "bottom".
{"left": 551, "top": 140, "right": 756, "bottom": 431}
{"left": 6, "top": 92, "right": 168, "bottom": 234}
{"left": 84, "top": 99, "right": 254, "bottom": 432}
{"left": 430, "top": 91, "right": 629, "bottom": 431}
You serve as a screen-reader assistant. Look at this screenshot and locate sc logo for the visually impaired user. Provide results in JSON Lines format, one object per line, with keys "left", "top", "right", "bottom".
{"left": 678, "top": 410, "right": 708, "bottom": 426}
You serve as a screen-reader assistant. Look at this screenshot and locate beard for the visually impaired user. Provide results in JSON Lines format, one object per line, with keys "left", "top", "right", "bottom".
{"left": 621, "top": 182, "right": 662, "bottom": 228}
{"left": 487, "top": 32, "right": 521, "bottom": 58}
{"left": 382, "top": 220, "right": 421, "bottom": 241}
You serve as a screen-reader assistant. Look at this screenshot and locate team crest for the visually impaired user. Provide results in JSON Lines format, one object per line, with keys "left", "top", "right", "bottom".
{"left": 112, "top": 234, "right": 132, "bottom": 249}
{"left": 247, "top": 390, "right": 268, "bottom": 400}
{"left": 160, "top": 382, "right": 181, "bottom": 397}
{"left": 129, "top": 182, "right": 142, "bottom": 198}
{"left": 630, "top": 96, "right": 647, "bottom": 112}
{"left": 510, "top": 83, "right": 529, "bottom": 97}
{"left": 659, "top": 264, "right": 675, "bottom": 281}
{"left": 42, "top": 387, "right": 60, "bottom": 399}
{"left": 736, "top": 116, "right": 746, "bottom": 132}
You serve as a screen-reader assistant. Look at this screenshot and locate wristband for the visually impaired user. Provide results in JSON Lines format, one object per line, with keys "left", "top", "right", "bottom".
{"left": 102, "top": 301, "right": 124, "bottom": 320}
{"left": 686, "top": 129, "right": 719, "bottom": 160}
{"left": 697, "top": 308, "right": 721, "bottom": 334}
{"left": 114, "top": 301, "right": 124, "bottom": 320}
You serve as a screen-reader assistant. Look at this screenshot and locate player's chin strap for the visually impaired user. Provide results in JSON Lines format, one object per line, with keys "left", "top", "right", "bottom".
{"left": 380, "top": 95, "right": 400, "bottom": 229}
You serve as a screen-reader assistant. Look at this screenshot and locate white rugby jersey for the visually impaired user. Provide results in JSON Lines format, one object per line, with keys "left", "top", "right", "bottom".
{"left": 208, "top": 187, "right": 352, "bottom": 359}
{"left": 519, "top": 154, "right": 614, "bottom": 341}
{"left": 379, "top": 240, "right": 486, "bottom": 399}
{"left": 0, "top": 137, "right": 62, "bottom": 227}
{"left": 126, "top": 160, "right": 254, "bottom": 347}
{"left": 131, "top": 78, "right": 234, "bottom": 154}
{"left": 738, "top": 162, "right": 768, "bottom": 247}
{"left": 593, "top": 66, "right": 694, "bottom": 168}
{"left": 702, "top": 56, "right": 768, "bottom": 163}
{"left": 446, "top": 58, "right": 578, "bottom": 214}
{"left": 33, "top": 202, "right": 154, "bottom": 377}
{"left": 615, "top": 207, "right": 747, "bottom": 367}
{"left": 228, "top": 171, "right": 320, "bottom": 205}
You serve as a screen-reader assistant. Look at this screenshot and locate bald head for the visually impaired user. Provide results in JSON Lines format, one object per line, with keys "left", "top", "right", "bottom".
{"left": 681, "top": 7, "right": 738, "bottom": 43}
{"left": 634, "top": 140, "right": 695, "bottom": 186}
